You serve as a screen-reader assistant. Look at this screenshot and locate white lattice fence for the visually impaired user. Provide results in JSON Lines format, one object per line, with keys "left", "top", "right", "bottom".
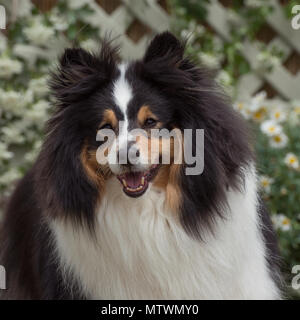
{"left": 7, "top": 0, "right": 300, "bottom": 99}
{"left": 206, "top": 0, "right": 300, "bottom": 100}
{"left": 7, "top": 0, "right": 170, "bottom": 61}
{"left": 86, "top": 0, "right": 170, "bottom": 59}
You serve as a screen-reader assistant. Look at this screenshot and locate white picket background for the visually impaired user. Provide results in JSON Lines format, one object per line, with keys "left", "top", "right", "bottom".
{"left": 206, "top": 0, "right": 300, "bottom": 100}
{"left": 7, "top": 0, "right": 300, "bottom": 99}
{"left": 86, "top": 0, "right": 170, "bottom": 59}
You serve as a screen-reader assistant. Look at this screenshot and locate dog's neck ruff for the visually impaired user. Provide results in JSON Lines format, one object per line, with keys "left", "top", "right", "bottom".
{"left": 51, "top": 165, "right": 280, "bottom": 299}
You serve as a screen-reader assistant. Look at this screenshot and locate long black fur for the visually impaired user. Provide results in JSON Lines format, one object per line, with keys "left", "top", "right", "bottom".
{"left": 0, "top": 32, "right": 280, "bottom": 299}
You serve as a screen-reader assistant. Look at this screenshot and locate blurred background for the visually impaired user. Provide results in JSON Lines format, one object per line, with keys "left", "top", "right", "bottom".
{"left": 0, "top": 0, "right": 299, "bottom": 298}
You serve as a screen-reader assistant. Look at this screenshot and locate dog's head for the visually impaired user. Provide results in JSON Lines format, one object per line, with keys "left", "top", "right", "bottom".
{"left": 39, "top": 32, "right": 252, "bottom": 236}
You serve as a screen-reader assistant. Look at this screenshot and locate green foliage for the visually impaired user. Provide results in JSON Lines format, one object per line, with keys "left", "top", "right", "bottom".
{"left": 170, "top": 0, "right": 282, "bottom": 98}
{"left": 283, "top": 0, "right": 300, "bottom": 18}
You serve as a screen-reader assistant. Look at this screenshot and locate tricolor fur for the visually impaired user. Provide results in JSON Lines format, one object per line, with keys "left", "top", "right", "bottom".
{"left": 0, "top": 32, "right": 282, "bottom": 299}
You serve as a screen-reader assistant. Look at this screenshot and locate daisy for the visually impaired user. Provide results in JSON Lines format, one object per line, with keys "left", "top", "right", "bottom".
{"left": 284, "top": 153, "right": 299, "bottom": 169}
{"left": 259, "top": 175, "right": 274, "bottom": 193}
{"left": 233, "top": 102, "right": 251, "bottom": 119}
{"left": 280, "top": 187, "right": 287, "bottom": 195}
{"left": 269, "top": 132, "right": 288, "bottom": 149}
{"left": 270, "top": 106, "right": 287, "bottom": 123}
{"left": 198, "top": 52, "right": 220, "bottom": 68}
{"left": 248, "top": 91, "right": 266, "bottom": 112}
{"left": 252, "top": 107, "right": 267, "bottom": 122}
{"left": 260, "top": 120, "right": 282, "bottom": 136}
{"left": 271, "top": 214, "right": 291, "bottom": 231}
{"left": 293, "top": 105, "right": 300, "bottom": 116}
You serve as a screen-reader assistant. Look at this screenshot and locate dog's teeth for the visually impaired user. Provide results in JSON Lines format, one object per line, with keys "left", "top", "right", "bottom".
{"left": 122, "top": 179, "right": 127, "bottom": 187}
{"left": 141, "top": 177, "right": 145, "bottom": 185}
{"left": 126, "top": 185, "right": 144, "bottom": 192}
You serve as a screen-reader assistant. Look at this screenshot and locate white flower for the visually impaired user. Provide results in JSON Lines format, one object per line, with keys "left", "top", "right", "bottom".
{"left": 280, "top": 187, "right": 287, "bottom": 195}
{"left": 198, "top": 52, "right": 220, "bottom": 68}
{"left": 81, "top": 39, "right": 99, "bottom": 52}
{"left": 0, "top": 142, "right": 13, "bottom": 161}
{"left": 270, "top": 106, "right": 287, "bottom": 123}
{"left": 1, "top": 124, "right": 25, "bottom": 144}
{"left": 15, "top": 0, "right": 33, "bottom": 18}
{"left": 13, "top": 44, "right": 46, "bottom": 68}
{"left": 29, "top": 77, "right": 49, "bottom": 98}
{"left": 269, "top": 56, "right": 281, "bottom": 68}
{"left": 257, "top": 51, "right": 280, "bottom": 69}
{"left": 252, "top": 107, "right": 267, "bottom": 122}
{"left": 271, "top": 214, "right": 291, "bottom": 232}
{"left": 25, "top": 100, "right": 50, "bottom": 126}
{"left": 291, "top": 100, "right": 300, "bottom": 114}
{"left": 233, "top": 102, "right": 245, "bottom": 112}
{"left": 248, "top": 91, "right": 267, "bottom": 112}
{"left": 260, "top": 175, "right": 274, "bottom": 193}
{"left": 269, "top": 132, "right": 288, "bottom": 149}
{"left": 216, "top": 70, "right": 232, "bottom": 86}
{"left": 0, "top": 56, "right": 23, "bottom": 79}
{"left": 288, "top": 101, "right": 300, "bottom": 125}
{"left": 24, "top": 140, "right": 42, "bottom": 163}
{"left": 24, "top": 89, "right": 34, "bottom": 105}
{"left": 233, "top": 102, "right": 251, "bottom": 119}
{"left": 49, "top": 10, "right": 68, "bottom": 31}
{"left": 0, "top": 168, "right": 22, "bottom": 187}
{"left": 0, "top": 90, "right": 25, "bottom": 115}
{"left": 284, "top": 153, "right": 299, "bottom": 169}
{"left": 288, "top": 105, "right": 300, "bottom": 126}
{"left": 24, "top": 21, "right": 55, "bottom": 46}
{"left": 260, "top": 120, "right": 282, "bottom": 136}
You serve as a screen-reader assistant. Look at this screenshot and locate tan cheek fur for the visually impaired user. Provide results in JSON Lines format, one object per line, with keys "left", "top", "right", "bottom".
{"left": 135, "top": 127, "right": 184, "bottom": 216}
{"left": 80, "top": 108, "right": 117, "bottom": 189}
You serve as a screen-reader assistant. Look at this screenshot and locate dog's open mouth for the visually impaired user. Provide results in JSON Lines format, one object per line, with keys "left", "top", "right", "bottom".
{"left": 117, "top": 164, "right": 160, "bottom": 197}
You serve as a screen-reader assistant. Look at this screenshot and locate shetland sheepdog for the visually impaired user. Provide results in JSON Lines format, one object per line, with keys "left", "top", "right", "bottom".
{"left": 0, "top": 32, "right": 282, "bottom": 299}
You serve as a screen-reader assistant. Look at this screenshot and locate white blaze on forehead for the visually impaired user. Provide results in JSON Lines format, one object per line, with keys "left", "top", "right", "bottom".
{"left": 112, "top": 63, "right": 132, "bottom": 144}
{"left": 109, "top": 64, "right": 134, "bottom": 173}
{"left": 112, "top": 63, "right": 132, "bottom": 116}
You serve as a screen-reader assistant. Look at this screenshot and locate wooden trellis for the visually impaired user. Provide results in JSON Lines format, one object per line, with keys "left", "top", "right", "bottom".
{"left": 206, "top": 0, "right": 300, "bottom": 100}
{"left": 30, "top": 0, "right": 170, "bottom": 59}
{"left": 5, "top": 0, "right": 300, "bottom": 99}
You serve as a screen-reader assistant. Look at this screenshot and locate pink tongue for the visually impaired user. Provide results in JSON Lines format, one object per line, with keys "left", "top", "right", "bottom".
{"left": 124, "top": 172, "right": 144, "bottom": 188}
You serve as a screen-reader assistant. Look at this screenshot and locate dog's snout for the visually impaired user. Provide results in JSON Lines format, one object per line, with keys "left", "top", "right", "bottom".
{"left": 118, "top": 141, "right": 140, "bottom": 166}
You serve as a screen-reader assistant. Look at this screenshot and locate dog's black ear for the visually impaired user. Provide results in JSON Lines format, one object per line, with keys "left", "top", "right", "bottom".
{"left": 143, "top": 31, "right": 184, "bottom": 65}
{"left": 50, "top": 42, "right": 118, "bottom": 104}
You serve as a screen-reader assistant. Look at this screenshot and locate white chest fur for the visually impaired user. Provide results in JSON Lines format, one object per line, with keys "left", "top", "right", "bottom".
{"left": 51, "top": 167, "right": 280, "bottom": 299}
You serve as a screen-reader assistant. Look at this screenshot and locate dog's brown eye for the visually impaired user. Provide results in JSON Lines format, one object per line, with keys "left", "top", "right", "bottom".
{"left": 100, "top": 123, "right": 113, "bottom": 130}
{"left": 144, "top": 118, "right": 157, "bottom": 127}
